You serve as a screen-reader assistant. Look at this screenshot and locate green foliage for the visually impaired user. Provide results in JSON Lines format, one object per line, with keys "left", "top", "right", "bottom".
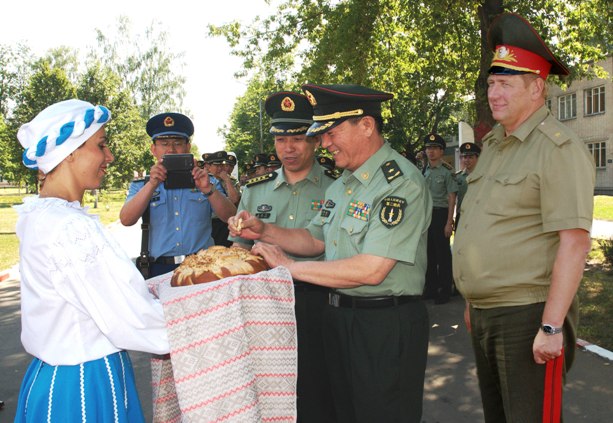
{"left": 0, "top": 43, "right": 34, "bottom": 117}
{"left": 211, "top": 0, "right": 611, "bottom": 152}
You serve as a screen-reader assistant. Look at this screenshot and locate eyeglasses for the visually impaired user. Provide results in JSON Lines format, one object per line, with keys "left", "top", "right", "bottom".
{"left": 155, "top": 139, "right": 187, "bottom": 148}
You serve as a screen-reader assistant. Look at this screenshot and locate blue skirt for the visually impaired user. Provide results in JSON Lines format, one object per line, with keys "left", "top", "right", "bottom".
{"left": 14, "top": 351, "right": 145, "bottom": 423}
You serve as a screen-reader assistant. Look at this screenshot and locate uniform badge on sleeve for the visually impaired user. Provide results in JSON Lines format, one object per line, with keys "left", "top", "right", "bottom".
{"left": 380, "top": 196, "right": 406, "bottom": 228}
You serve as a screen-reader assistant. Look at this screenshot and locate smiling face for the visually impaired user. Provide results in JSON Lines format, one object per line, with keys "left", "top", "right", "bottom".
{"left": 487, "top": 73, "right": 545, "bottom": 134}
{"left": 274, "top": 134, "right": 319, "bottom": 175}
{"left": 70, "top": 126, "right": 114, "bottom": 190}
{"left": 319, "top": 118, "right": 378, "bottom": 171}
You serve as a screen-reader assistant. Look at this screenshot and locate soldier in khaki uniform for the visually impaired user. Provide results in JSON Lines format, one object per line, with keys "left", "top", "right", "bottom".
{"left": 229, "top": 84, "right": 432, "bottom": 423}
{"left": 454, "top": 142, "right": 481, "bottom": 227}
{"left": 423, "top": 133, "right": 457, "bottom": 304}
{"left": 452, "top": 13, "right": 595, "bottom": 422}
{"left": 230, "top": 91, "right": 337, "bottom": 422}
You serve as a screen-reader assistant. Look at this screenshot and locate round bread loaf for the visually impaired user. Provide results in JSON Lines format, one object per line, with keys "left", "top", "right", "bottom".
{"left": 170, "top": 246, "right": 269, "bottom": 287}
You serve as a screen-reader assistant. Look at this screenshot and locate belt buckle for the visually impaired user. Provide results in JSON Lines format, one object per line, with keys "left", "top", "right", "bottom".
{"left": 329, "top": 292, "right": 340, "bottom": 307}
{"left": 174, "top": 255, "right": 186, "bottom": 264}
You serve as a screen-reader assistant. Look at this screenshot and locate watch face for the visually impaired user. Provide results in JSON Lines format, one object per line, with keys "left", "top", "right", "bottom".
{"left": 543, "top": 325, "right": 554, "bottom": 334}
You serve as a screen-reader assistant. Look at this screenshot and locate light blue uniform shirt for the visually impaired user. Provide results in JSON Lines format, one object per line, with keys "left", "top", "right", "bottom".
{"left": 126, "top": 177, "right": 223, "bottom": 259}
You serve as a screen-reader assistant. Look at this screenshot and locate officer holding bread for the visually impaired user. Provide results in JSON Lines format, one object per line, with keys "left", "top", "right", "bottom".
{"left": 229, "top": 84, "right": 432, "bottom": 423}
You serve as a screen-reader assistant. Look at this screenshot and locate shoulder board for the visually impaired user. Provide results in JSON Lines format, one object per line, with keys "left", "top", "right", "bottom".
{"left": 245, "top": 172, "right": 278, "bottom": 187}
{"left": 442, "top": 161, "right": 454, "bottom": 172}
{"left": 324, "top": 169, "right": 340, "bottom": 180}
{"left": 454, "top": 170, "right": 463, "bottom": 176}
{"left": 381, "top": 160, "right": 404, "bottom": 184}
{"left": 538, "top": 118, "right": 572, "bottom": 147}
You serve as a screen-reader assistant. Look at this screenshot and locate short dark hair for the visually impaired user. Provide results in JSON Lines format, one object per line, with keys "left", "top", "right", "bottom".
{"left": 347, "top": 115, "right": 383, "bottom": 133}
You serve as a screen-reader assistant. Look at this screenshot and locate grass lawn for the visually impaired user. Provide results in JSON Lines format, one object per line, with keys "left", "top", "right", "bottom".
{"left": 593, "top": 195, "right": 613, "bottom": 221}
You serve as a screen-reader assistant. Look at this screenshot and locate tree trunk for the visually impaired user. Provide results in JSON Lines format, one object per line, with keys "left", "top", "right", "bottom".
{"left": 474, "top": 0, "right": 504, "bottom": 143}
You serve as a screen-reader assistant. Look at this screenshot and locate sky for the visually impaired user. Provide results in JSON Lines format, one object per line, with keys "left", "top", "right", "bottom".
{"left": 2, "top": 0, "right": 276, "bottom": 155}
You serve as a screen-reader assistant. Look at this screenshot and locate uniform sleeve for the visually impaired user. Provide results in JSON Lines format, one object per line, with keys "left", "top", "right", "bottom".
{"left": 361, "top": 178, "right": 432, "bottom": 264}
{"left": 48, "top": 215, "right": 170, "bottom": 354}
{"left": 541, "top": 141, "right": 595, "bottom": 233}
{"left": 126, "top": 180, "right": 145, "bottom": 202}
{"left": 446, "top": 171, "right": 458, "bottom": 193}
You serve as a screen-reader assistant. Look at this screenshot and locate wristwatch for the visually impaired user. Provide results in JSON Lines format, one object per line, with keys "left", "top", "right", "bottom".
{"left": 541, "top": 324, "right": 563, "bottom": 335}
{"left": 203, "top": 185, "right": 216, "bottom": 197}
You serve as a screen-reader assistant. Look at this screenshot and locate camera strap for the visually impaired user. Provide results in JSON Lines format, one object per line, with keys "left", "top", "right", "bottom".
{"left": 137, "top": 176, "right": 152, "bottom": 278}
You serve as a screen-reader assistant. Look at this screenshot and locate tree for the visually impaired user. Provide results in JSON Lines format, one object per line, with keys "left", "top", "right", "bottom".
{"left": 77, "top": 62, "right": 150, "bottom": 188}
{"left": 0, "top": 43, "right": 34, "bottom": 118}
{"left": 91, "top": 16, "right": 188, "bottom": 120}
{"left": 211, "top": 0, "right": 611, "bottom": 152}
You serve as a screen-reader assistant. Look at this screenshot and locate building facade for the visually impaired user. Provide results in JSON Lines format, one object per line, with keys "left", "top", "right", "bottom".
{"left": 547, "top": 56, "right": 613, "bottom": 194}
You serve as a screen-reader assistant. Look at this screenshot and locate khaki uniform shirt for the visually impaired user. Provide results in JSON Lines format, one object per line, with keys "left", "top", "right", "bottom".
{"left": 424, "top": 163, "right": 458, "bottom": 208}
{"left": 307, "top": 143, "right": 432, "bottom": 297}
{"left": 230, "top": 162, "right": 336, "bottom": 261}
{"left": 453, "top": 106, "right": 595, "bottom": 308}
{"left": 455, "top": 170, "right": 468, "bottom": 212}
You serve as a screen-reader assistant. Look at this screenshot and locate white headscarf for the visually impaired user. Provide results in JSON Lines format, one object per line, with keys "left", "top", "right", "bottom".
{"left": 17, "top": 99, "right": 111, "bottom": 173}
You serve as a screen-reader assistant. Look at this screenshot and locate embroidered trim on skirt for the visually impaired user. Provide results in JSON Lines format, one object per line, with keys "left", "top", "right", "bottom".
{"left": 14, "top": 350, "right": 145, "bottom": 423}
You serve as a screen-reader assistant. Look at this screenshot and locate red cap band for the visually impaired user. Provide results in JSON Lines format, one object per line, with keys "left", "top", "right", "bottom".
{"left": 491, "top": 44, "right": 552, "bottom": 79}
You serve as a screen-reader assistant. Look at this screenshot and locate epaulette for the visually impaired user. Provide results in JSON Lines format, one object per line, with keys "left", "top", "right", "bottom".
{"left": 324, "top": 169, "right": 340, "bottom": 180}
{"left": 454, "top": 170, "right": 464, "bottom": 176}
{"left": 245, "top": 172, "right": 278, "bottom": 187}
{"left": 538, "top": 118, "right": 572, "bottom": 147}
{"left": 442, "top": 161, "right": 454, "bottom": 172}
{"left": 381, "top": 160, "right": 404, "bottom": 183}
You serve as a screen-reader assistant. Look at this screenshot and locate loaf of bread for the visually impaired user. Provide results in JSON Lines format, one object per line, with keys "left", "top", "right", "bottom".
{"left": 170, "top": 246, "right": 269, "bottom": 287}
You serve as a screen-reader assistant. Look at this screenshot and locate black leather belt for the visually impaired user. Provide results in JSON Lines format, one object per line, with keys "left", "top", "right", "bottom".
{"left": 328, "top": 292, "right": 421, "bottom": 309}
{"left": 293, "top": 281, "right": 330, "bottom": 293}
{"left": 154, "top": 255, "right": 186, "bottom": 265}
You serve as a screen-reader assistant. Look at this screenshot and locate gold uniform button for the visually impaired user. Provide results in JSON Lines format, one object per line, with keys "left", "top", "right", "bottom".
{"left": 349, "top": 227, "right": 354, "bottom": 234}
{"left": 292, "top": 191, "right": 297, "bottom": 196}
{"left": 346, "top": 189, "right": 352, "bottom": 195}
{"left": 176, "top": 227, "right": 180, "bottom": 231}
{"left": 289, "top": 215, "right": 295, "bottom": 220}
{"left": 175, "top": 211, "right": 179, "bottom": 216}
{"left": 361, "top": 172, "right": 369, "bottom": 180}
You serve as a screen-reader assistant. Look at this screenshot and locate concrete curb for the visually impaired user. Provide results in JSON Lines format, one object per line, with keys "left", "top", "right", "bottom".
{"left": 577, "top": 338, "right": 613, "bottom": 361}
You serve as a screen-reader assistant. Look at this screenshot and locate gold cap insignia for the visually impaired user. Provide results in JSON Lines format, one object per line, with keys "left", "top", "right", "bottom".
{"left": 466, "top": 144, "right": 471, "bottom": 149}
{"left": 429, "top": 135, "right": 435, "bottom": 141}
{"left": 164, "top": 116, "right": 175, "bottom": 127}
{"left": 304, "top": 90, "right": 317, "bottom": 106}
{"left": 494, "top": 46, "right": 518, "bottom": 63}
{"left": 281, "top": 97, "right": 295, "bottom": 112}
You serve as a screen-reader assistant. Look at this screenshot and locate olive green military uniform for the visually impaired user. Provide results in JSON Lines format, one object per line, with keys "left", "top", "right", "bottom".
{"left": 453, "top": 106, "right": 595, "bottom": 421}
{"left": 423, "top": 162, "right": 457, "bottom": 302}
{"left": 455, "top": 170, "right": 468, "bottom": 212}
{"left": 230, "top": 160, "right": 338, "bottom": 423}
{"left": 230, "top": 162, "right": 336, "bottom": 260}
{"left": 307, "top": 142, "right": 432, "bottom": 422}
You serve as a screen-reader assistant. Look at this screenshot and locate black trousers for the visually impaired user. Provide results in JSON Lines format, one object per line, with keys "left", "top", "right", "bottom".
{"left": 424, "top": 207, "right": 453, "bottom": 301}
{"left": 322, "top": 300, "right": 429, "bottom": 423}
{"left": 211, "top": 217, "right": 232, "bottom": 247}
{"left": 294, "top": 286, "right": 336, "bottom": 423}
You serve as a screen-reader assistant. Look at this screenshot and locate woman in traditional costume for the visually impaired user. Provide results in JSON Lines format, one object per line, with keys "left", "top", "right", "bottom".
{"left": 13, "top": 99, "right": 169, "bottom": 422}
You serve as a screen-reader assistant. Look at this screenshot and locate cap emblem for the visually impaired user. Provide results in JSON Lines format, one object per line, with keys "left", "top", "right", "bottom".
{"left": 494, "top": 46, "right": 517, "bottom": 63}
{"left": 281, "top": 97, "right": 295, "bottom": 112}
{"left": 164, "top": 116, "right": 175, "bottom": 127}
{"left": 304, "top": 90, "right": 317, "bottom": 106}
{"left": 429, "top": 135, "right": 435, "bottom": 141}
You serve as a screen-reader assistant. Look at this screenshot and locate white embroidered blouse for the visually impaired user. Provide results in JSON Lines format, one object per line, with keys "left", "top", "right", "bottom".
{"left": 15, "top": 196, "right": 169, "bottom": 365}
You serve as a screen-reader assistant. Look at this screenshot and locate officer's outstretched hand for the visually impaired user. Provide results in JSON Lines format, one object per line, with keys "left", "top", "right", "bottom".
{"left": 252, "top": 242, "right": 294, "bottom": 269}
{"left": 228, "top": 210, "right": 264, "bottom": 240}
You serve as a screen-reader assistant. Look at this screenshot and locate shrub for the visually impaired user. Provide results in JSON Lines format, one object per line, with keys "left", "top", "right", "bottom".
{"left": 597, "top": 238, "right": 613, "bottom": 268}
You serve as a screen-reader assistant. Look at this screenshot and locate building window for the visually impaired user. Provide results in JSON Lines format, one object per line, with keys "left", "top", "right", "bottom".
{"left": 558, "top": 93, "right": 576, "bottom": 120}
{"left": 588, "top": 142, "right": 607, "bottom": 168}
{"left": 585, "top": 86, "right": 605, "bottom": 116}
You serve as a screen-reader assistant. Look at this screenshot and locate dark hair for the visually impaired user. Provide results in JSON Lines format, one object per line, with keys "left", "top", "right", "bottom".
{"left": 347, "top": 115, "right": 383, "bottom": 133}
